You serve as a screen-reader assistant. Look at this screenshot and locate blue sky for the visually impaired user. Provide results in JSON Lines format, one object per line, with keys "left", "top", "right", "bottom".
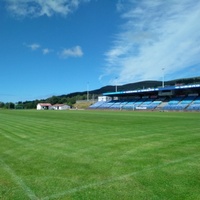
{"left": 1, "top": 0, "right": 200, "bottom": 103}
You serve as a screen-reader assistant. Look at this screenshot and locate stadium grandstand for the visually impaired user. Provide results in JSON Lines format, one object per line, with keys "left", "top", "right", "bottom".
{"left": 89, "top": 84, "right": 200, "bottom": 111}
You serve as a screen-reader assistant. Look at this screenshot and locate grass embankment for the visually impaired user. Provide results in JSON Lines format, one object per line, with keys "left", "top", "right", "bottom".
{"left": 0, "top": 110, "right": 200, "bottom": 199}
{"left": 73, "top": 101, "right": 93, "bottom": 109}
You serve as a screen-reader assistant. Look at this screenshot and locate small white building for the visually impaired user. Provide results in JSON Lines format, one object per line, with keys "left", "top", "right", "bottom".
{"left": 37, "top": 103, "right": 52, "bottom": 110}
{"left": 52, "top": 104, "right": 70, "bottom": 110}
{"left": 98, "top": 96, "right": 112, "bottom": 102}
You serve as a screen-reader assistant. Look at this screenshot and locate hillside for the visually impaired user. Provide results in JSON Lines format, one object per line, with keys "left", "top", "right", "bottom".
{"left": 60, "top": 76, "right": 200, "bottom": 98}
{"left": 6, "top": 76, "right": 200, "bottom": 109}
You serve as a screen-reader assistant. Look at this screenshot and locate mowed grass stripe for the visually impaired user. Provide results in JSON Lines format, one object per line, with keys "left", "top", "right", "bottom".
{"left": 42, "top": 153, "right": 200, "bottom": 200}
{"left": 0, "top": 110, "right": 200, "bottom": 199}
{"left": 0, "top": 110, "right": 75, "bottom": 150}
{"left": 0, "top": 159, "right": 38, "bottom": 200}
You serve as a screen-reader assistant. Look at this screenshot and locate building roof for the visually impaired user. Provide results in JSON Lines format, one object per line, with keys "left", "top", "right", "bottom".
{"left": 103, "top": 84, "right": 200, "bottom": 97}
{"left": 53, "top": 104, "right": 69, "bottom": 107}
{"left": 38, "top": 103, "right": 52, "bottom": 106}
{"left": 53, "top": 104, "right": 64, "bottom": 106}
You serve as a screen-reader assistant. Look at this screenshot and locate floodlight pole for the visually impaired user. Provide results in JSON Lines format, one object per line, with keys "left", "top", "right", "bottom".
{"left": 162, "top": 68, "right": 165, "bottom": 88}
{"left": 115, "top": 77, "right": 118, "bottom": 92}
{"left": 87, "top": 82, "right": 89, "bottom": 101}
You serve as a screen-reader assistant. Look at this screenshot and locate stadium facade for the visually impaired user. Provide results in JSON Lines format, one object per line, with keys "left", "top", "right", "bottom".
{"left": 89, "top": 84, "right": 200, "bottom": 111}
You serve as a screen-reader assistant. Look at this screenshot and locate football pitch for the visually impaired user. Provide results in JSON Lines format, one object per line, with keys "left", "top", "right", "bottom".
{"left": 0, "top": 110, "right": 200, "bottom": 200}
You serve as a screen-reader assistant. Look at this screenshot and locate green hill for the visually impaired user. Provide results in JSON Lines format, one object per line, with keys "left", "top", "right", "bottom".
{"left": 63, "top": 76, "right": 200, "bottom": 97}
{"left": 8, "top": 76, "right": 200, "bottom": 109}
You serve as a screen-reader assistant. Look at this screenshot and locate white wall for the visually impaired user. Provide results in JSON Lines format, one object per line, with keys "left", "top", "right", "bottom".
{"left": 52, "top": 105, "right": 70, "bottom": 110}
{"left": 37, "top": 104, "right": 42, "bottom": 110}
{"left": 98, "top": 96, "right": 112, "bottom": 102}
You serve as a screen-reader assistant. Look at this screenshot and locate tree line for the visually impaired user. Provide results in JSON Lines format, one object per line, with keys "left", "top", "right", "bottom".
{"left": 1, "top": 76, "right": 199, "bottom": 109}
{"left": 0, "top": 93, "right": 98, "bottom": 109}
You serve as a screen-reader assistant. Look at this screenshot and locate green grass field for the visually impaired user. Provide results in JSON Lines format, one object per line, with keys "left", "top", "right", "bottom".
{"left": 0, "top": 110, "right": 200, "bottom": 200}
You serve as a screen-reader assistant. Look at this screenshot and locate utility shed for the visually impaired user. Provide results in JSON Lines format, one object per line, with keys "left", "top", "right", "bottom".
{"left": 37, "top": 103, "right": 52, "bottom": 110}
{"left": 52, "top": 104, "right": 70, "bottom": 110}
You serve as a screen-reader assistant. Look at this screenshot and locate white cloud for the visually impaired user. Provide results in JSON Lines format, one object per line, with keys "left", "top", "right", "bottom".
{"left": 104, "top": 0, "right": 200, "bottom": 85}
{"left": 42, "top": 48, "right": 52, "bottom": 55}
{"left": 26, "top": 43, "right": 40, "bottom": 50}
{"left": 5, "top": 0, "right": 90, "bottom": 17}
{"left": 25, "top": 43, "right": 84, "bottom": 58}
{"left": 59, "top": 46, "right": 83, "bottom": 58}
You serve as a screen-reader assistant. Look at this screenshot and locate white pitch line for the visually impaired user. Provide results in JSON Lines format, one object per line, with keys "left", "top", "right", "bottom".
{"left": 42, "top": 153, "right": 200, "bottom": 200}
{"left": 0, "top": 159, "right": 38, "bottom": 200}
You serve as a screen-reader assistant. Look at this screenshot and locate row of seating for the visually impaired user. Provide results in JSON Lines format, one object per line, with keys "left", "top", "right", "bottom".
{"left": 89, "top": 95, "right": 200, "bottom": 111}
{"left": 186, "top": 97, "right": 200, "bottom": 111}
{"left": 89, "top": 97, "right": 162, "bottom": 110}
{"left": 163, "top": 96, "right": 200, "bottom": 111}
